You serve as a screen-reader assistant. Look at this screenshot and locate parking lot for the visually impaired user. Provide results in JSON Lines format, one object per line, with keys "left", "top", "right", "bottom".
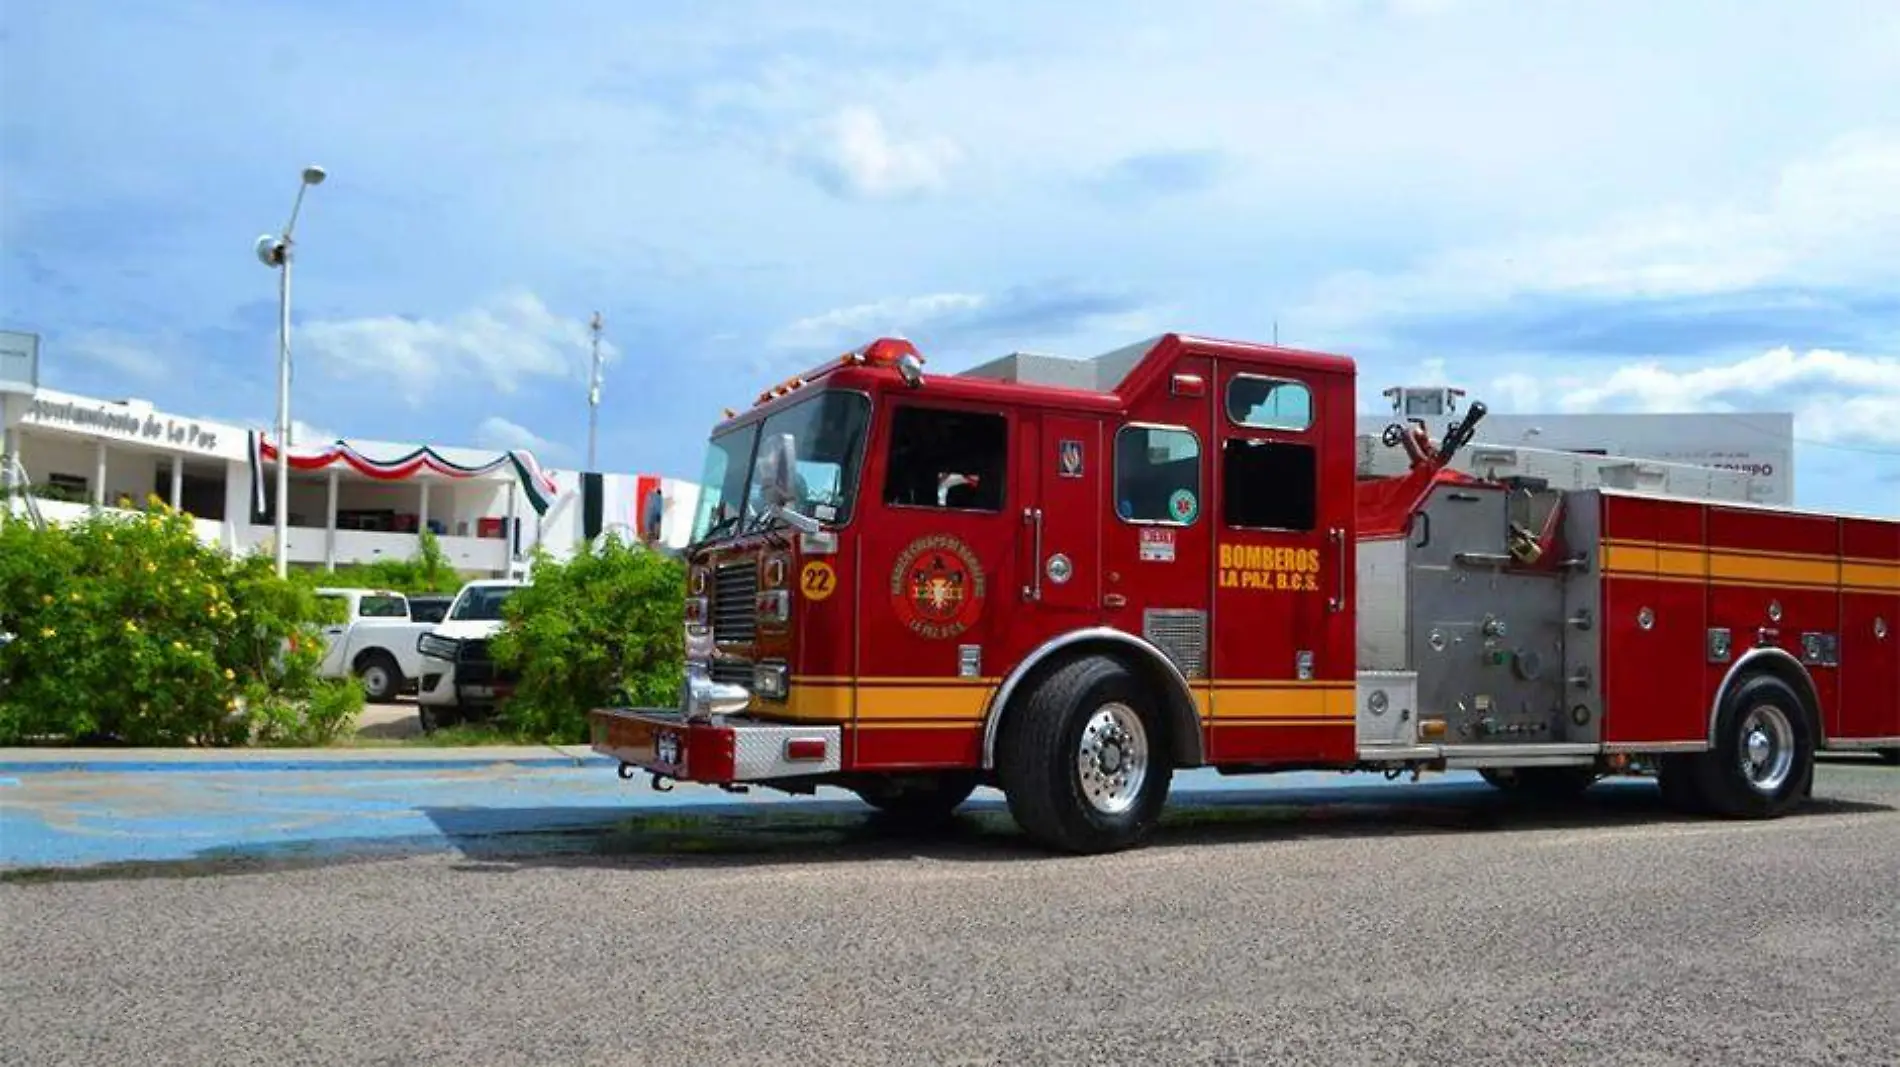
{"left": 4, "top": 757, "right": 1895, "bottom": 1065}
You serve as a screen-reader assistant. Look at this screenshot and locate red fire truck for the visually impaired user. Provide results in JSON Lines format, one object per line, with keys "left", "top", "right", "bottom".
{"left": 591, "top": 333, "right": 1900, "bottom": 853}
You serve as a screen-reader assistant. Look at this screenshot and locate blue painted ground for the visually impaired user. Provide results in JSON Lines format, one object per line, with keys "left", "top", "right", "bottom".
{"left": 0, "top": 757, "right": 1536, "bottom": 871}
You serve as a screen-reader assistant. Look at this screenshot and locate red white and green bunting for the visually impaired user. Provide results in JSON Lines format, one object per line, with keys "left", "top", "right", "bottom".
{"left": 248, "top": 431, "right": 560, "bottom": 515}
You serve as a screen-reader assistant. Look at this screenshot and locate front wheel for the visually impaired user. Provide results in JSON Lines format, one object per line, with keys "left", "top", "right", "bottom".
{"left": 996, "top": 655, "right": 1174, "bottom": 854}
{"left": 1691, "top": 673, "right": 1815, "bottom": 818}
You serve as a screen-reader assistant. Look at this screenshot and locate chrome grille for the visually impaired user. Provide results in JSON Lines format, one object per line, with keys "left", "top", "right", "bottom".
{"left": 1144, "top": 609, "right": 1208, "bottom": 678}
{"left": 712, "top": 560, "right": 759, "bottom": 644}
{"left": 708, "top": 660, "right": 754, "bottom": 688}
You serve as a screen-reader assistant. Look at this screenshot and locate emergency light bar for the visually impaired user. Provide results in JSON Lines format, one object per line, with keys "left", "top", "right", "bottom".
{"left": 752, "top": 337, "right": 927, "bottom": 407}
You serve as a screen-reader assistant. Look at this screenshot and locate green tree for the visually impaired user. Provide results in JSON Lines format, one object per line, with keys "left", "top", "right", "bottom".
{"left": 489, "top": 535, "right": 684, "bottom": 743}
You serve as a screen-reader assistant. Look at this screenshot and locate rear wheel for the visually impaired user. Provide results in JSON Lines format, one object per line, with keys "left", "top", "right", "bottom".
{"left": 1691, "top": 673, "right": 1814, "bottom": 818}
{"left": 1656, "top": 754, "right": 1707, "bottom": 813}
{"left": 1478, "top": 765, "right": 1599, "bottom": 802}
{"left": 356, "top": 652, "right": 402, "bottom": 703}
{"left": 996, "top": 655, "right": 1174, "bottom": 854}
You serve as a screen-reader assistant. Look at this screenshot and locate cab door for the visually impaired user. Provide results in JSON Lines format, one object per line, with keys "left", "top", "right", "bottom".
{"left": 1207, "top": 365, "right": 1355, "bottom": 763}
{"left": 853, "top": 400, "right": 1018, "bottom": 768}
{"left": 1016, "top": 410, "right": 1104, "bottom": 623}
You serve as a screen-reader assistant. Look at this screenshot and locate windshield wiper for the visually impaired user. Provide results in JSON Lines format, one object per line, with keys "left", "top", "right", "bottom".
{"left": 687, "top": 513, "right": 742, "bottom": 555}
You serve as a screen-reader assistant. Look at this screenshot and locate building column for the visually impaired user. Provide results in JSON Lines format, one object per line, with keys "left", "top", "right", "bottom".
{"left": 170, "top": 457, "right": 184, "bottom": 511}
{"left": 325, "top": 469, "right": 339, "bottom": 572}
{"left": 93, "top": 440, "right": 107, "bottom": 507}
{"left": 418, "top": 480, "right": 431, "bottom": 536}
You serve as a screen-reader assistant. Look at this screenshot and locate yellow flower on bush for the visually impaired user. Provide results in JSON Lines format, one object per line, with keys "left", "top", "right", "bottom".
{"left": 39, "top": 627, "right": 55, "bottom": 639}
{"left": 223, "top": 668, "right": 236, "bottom": 681}
{"left": 125, "top": 620, "right": 140, "bottom": 633}
{"left": 41, "top": 594, "right": 52, "bottom": 605}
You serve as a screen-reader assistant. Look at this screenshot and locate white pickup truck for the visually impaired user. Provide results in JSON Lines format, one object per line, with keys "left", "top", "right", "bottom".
{"left": 414, "top": 578, "right": 527, "bottom": 732}
{"left": 313, "top": 588, "right": 437, "bottom": 702}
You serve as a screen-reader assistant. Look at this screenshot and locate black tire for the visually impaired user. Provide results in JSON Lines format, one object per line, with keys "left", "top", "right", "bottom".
{"left": 854, "top": 772, "right": 979, "bottom": 821}
{"left": 1877, "top": 749, "right": 1900, "bottom": 766}
{"left": 995, "top": 655, "right": 1174, "bottom": 854}
{"left": 355, "top": 652, "right": 403, "bottom": 703}
{"left": 1478, "top": 765, "right": 1598, "bottom": 802}
{"left": 418, "top": 703, "right": 462, "bottom": 734}
{"left": 1690, "top": 673, "right": 1815, "bottom": 818}
{"left": 1656, "top": 754, "right": 1708, "bottom": 814}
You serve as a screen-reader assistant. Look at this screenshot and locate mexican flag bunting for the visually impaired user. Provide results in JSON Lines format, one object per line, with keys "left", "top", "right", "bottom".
{"left": 248, "top": 432, "right": 560, "bottom": 516}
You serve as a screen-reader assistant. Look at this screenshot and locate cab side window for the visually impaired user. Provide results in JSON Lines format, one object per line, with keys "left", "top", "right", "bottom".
{"left": 883, "top": 406, "right": 1008, "bottom": 511}
{"left": 1114, "top": 425, "right": 1201, "bottom": 525}
{"left": 1222, "top": 374, "right": 1316, "bottom": 531}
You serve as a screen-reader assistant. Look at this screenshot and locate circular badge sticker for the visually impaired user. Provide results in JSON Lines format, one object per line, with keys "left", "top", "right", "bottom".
{"left": 799, "top": 560, "right": 837, "bottom": 602}
{"left": 889, "top": 534, "right": 987, "bottom": 640}
{"left": 1168, "top": 488, "right": 1199, "bottom": 523}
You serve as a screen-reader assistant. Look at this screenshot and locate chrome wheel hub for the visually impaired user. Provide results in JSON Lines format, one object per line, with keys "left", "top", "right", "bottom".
{"left": 1738, "top": 703, "right": 1794, "bottom": 793}
{"left": 1077, "top": 703, "right": 1149, "bottom": 815}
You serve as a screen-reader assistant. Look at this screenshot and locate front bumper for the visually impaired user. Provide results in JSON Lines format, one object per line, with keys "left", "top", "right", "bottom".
{"left": 588, "top": 708, "right": 843, "bottom": 783}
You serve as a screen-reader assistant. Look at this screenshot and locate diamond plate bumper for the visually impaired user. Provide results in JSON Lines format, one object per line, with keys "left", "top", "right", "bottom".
{"left": 588, "top": 708, "right": 843, "bottom": 782}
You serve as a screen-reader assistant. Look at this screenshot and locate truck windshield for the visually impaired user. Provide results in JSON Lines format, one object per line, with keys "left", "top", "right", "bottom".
{"left": 450, "top": 587, "right": 515, "bottom": 621}
{"left": 689, "top": 390, "right": 871, "bottom": 543}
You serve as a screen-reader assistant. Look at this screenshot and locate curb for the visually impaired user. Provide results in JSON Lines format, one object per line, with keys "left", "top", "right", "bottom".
{"left": 0, "top": 746, "right": 613, "bottom": 775}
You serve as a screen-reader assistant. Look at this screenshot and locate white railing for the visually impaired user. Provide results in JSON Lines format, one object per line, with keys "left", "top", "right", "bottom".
{"left": 2, "top": 454, "right": 45, "bottom": 530}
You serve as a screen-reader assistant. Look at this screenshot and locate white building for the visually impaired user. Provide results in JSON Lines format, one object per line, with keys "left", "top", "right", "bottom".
{"left": 1358, "top": 385, "right": 1794, "bottom": 505}
{"left": 2, "top": 351, "right": 699, "bottom": 576}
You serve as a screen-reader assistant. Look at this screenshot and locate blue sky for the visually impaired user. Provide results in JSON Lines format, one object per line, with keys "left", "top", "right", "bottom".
{"left": 3, "top": 0, "right": 1897, "bottom": 513}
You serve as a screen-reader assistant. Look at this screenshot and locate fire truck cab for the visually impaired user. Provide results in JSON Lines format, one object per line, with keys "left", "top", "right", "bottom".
{"left": 592, "top": 333, "right": 1900, "bottom": 853}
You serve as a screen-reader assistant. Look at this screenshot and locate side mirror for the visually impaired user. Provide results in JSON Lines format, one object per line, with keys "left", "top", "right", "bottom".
{"left": 758, "top": 431, "right": 821, "bottom": 534}
{"left": 641, "top": 487, "right": 665, "bottom": 544}
{"left": 762, "top": 432, "right": 798, "bottom": 509}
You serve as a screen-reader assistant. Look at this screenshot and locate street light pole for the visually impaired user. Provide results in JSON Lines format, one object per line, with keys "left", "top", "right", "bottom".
{"left": 587, "top": 311, "right": 603, "bottom": 472}
{"left": 255, "top": 164, "right": 326, "bottom": 578}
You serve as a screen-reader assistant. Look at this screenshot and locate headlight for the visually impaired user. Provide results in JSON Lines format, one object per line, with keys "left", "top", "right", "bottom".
{"left": 418, "top": 633, "right": 461, "bottom": 660}
{"left": 753, "top": 661, "right": 788, "bottom": 701}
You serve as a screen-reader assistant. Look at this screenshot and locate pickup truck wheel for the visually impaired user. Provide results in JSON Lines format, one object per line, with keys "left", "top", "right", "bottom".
{"left": 355, "top": 652, "right": 402, "bottom": 703}
{"left": 418, "top": 703, "right": 461, "bottom": 734}
{"left": 996, "top": 654, "right": 1173, "bottom": 855}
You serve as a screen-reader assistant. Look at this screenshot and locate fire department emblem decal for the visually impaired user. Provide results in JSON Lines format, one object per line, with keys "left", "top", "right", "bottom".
{"left": 890, "top": 534, "right": 987, "bottom": 640}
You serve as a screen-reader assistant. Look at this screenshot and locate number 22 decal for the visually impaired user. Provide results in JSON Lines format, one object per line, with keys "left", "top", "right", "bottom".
{"left": 800, "top": 561, "right": 837, "bottom": 602}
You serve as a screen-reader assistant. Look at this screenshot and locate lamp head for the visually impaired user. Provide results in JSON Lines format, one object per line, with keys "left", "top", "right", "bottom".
{"left": 254, "top": 234, "right": 285, "bottom": 267}
{"left": 301, "top": 165, "right": 327, "bottom": 186}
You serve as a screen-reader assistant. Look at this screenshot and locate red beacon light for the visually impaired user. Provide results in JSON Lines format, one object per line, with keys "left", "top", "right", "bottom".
{"left": 752, "top": 337, "right": 929, "bottom": 407}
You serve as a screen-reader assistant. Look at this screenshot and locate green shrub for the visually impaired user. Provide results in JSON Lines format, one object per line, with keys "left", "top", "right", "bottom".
{"left": 0, "top": 501, "right": 358, "bottom": 746}
{"left": 319, "top": 529, "right": 467, "bottom": 595}
{"left": 489, "top": 535, "right": 684, "bottom": 743}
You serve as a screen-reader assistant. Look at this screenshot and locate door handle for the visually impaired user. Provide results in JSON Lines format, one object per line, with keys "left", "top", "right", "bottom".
{"left": 1326, "top": 527, "right": 1346, "bottom": 613}
{"left": 1022, "top": 507, "right": 1043, "bottom": 601}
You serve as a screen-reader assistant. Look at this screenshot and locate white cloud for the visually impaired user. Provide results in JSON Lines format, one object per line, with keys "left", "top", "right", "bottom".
{"left": 290, "top": 419, "right": 337, "bottom": 446}
{"left": 301, "top": 291, "right": 613, "bottom": 400}
{"left": 794, "top": 106, "right": 959, "bottom": 199}
{"left": 1486, "top": 346, "right": 1900, "bottom": 447}
{"left": 475, "top": 415, "right": 564, "bottom": 458}
{"left": 776, "top": 292, "right": 985, "bottom": 348}
{"left": 65, "top": 330, "right": 167, "bottom": 381}
{"left": 1298, "top": 131, "right": 1900, "bottom": 328}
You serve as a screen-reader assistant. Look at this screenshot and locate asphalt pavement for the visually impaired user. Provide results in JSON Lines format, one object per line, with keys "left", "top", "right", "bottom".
{"left": 2, "top": 755, "right": 1896, "bottom": 1065}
